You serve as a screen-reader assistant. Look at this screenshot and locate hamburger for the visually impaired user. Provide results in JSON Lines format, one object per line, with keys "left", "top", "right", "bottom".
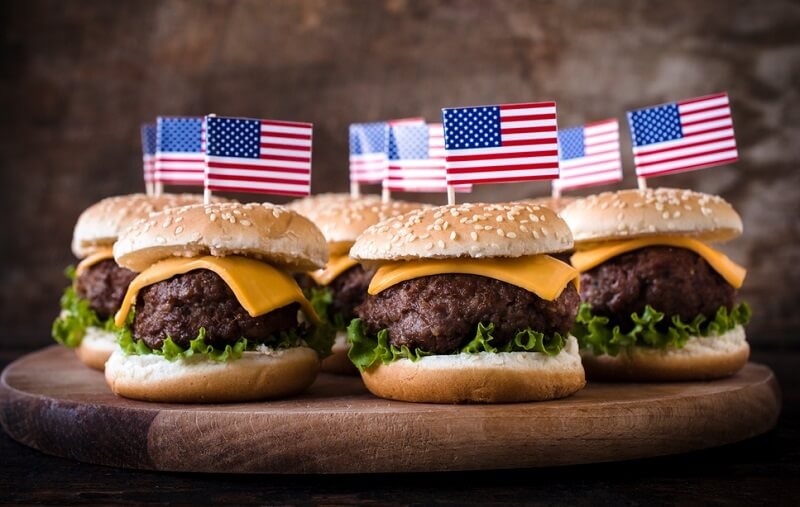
{"left": 104, "top": 201, "right": 333, "bottom": 402}
{"left": 347, "top": 202, "right": 586, "bottom": 403}
{"left": 560, "top": 188, "right": 751, "bottom": 381}
{"left": 53, "top": 193, "right": 212, "bottom": 370}
{"left": 522, "top": 196, "right": 576, "bottom": 214}
{"left": 288, "top": 195, "right": 426, "bottom": 374}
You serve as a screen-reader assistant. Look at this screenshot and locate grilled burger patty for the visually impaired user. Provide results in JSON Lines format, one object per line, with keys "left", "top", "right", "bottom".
{"left": 297, "top": 264, "right": 377, "bottom": 324}
{"left": 132, "top": 270, "right": 301, "bottom": 349}
{"left": 579, "top": 246, "right": 735, "bottom": 328}
{"left": 356, "top": 273, "right": 580, "bottom": 354}
{"left": 74, "top": 259, "right": 137, "bottom": 320}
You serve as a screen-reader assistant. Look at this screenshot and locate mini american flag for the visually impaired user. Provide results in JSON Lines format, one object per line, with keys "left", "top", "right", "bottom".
{"left": 140, "top": 123, "right": 156, "bottom": 186}
{"left": 204, "top": 115, "right": 313, "bottom": 197}
{"left": 384, "top": 123, "right": 471, "bottom": 193}
{"left": 349, "top": 118, "right": 424, "bottom": 185}
{"left": 627, "top": 92, "right": 738, "bottom": 178}
{"left": 554, "top": 119, "right": 622, "bottom": 192}
{"left": 155, "top": 117, "right": 205, "bottom": 186}
{"left": 442, "top": 101, "right": 560, "bottom": 185}
{"left": 349, "top": 122, "right": 388, "bottom": 184}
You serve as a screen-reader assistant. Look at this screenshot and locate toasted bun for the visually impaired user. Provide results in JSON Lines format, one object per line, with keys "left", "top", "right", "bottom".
{"left": 522, "top": 196, "right": 577, "bottom": 214}
{"left": 286, "top": 192, "right": 370, "bottom": 218}
{"left": 114, "top": 202, "right": 328, "bottom": 273}
{"left": 560, "top": 187, "right": 743, "bottom": 247}
{"left": 104, "top": 346, "right": 320, "bottom": 403}
{"left": 293, "top": 197, "right": 426, "bottom": 251}
{"left": 320, "top": 332, "right": 359, "bottom": 375}
{"left": 74, "top": 326, "right": 117, "bottom": 371}
{"left": 350, "top": 202, "right": 573, "bottom": 262}
{"left": 72, "top": 193, "right": 225, "bottom": 258}
{"left": 580, "top": 326, "right": 749, "bottom": 381}
{"left": 359, "top": 336, "right": 586, "bottom": 403}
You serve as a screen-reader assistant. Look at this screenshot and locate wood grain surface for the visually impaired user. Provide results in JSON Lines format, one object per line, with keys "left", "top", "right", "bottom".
{"left": 0, "top": 346, "right": 781, "bottom": 474}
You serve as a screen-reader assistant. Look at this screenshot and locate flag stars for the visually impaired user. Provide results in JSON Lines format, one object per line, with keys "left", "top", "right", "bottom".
{"left": 206, "top": 117, "right": 261, "bottom": 158}
{"left": 442, "top": 105, "right": 502, "bottom": 150}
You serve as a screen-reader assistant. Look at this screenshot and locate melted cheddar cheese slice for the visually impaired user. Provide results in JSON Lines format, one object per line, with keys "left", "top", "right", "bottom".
{"left": 368, "top": 255, "right": 579, "bottom": 301}
{"left": 570, "top": 236, "right": 746, "bottom": 289}
{"left": 115, "top": 256, "right": 319, "bottom": 327}
{"left": 308, "top": 254, "right": 360, "bottom": 286}
{"left": 75, "top": 247, "right": 115, "bottom": 275}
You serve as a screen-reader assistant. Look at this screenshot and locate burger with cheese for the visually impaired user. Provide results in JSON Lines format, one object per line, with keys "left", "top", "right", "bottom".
{"left": 288, "top": 195, "right": 425, "bottom": 374}
{"left": 53, "top": 193, "right": 211, "bottom": 370}
{"left": 560, "top": 188, "right": 751, "bottom": 381}
{"left": 104, "top": 201, "right": 333, "bottom": 402}
{"left": 347, "top": 202, "right": 586, "bottom": 403}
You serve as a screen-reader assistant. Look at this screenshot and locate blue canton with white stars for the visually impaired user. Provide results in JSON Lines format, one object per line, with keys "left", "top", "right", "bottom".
{"left": 558, "top": 126, "right": 585, "bottom": 160}
{"left": 388, "top": 124, "right": 429, "bottom": 160}
{"left": 141, "top": 124, "right": 157, "bottom": 155}
{"left": 206, "top": 117, "right": 261, "bottom": 159}
{"left": 158, "top": 118, "right": 203, "bottom": 152}
{"left": 628, "top": 104, "right": 684, "bottom": 147}
{"left": 350, "top": 123, "right": 388, "bottom": 155}
{"left": 442, "top": 106, "right": 502, "bottom": 150}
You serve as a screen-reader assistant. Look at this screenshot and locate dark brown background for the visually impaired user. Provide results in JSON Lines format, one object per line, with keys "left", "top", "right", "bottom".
{"left": 1, "top": 0, "right": 798, "bottom": 349}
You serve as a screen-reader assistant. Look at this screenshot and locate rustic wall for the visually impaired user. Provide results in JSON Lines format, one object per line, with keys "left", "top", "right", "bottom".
{"left": 1, "top": 0, "right": 798, "bottom": 349}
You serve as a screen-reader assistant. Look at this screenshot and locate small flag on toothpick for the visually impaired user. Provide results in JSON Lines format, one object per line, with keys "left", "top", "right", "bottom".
{"left": 204, "top": 115, "right": 313, "bottom": 198}
{"left": 627, "top": 92, "right": 738, "bottom": 183}
{"left": 349, "top": 122, "right": 390, "bottom": 186}
{"left": 349, "top": 118, "right": 425, "bottom": 198}
{"left": 554, "top": 119, "right": 622, "bottom": 193}
{"left": 155, "top": 117, "right": 205, "bottom": 190}
{"left": 442, "top": 101, "right": 560, "bottom": 204}
{"left": 383, "top": 123, "right": 472, "bottom": 194}
{"left": 140, "top": 123, "right": 157, "bottom": 196}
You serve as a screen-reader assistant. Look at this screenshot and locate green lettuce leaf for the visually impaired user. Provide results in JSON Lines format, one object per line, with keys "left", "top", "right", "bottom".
{"left": 51, "top": 266, "right": 118, "bottom": 348}
{"left": 116, "top": 307, "right": 335, "bottom": 362}
{"left": 346, "top": 318, "right": 568, "bottom": 372}
{"left": 571, "top": 302, "right": 751, "bottom": 357}
{"left": 307, "top": 286, "right": 347, "bottom": 331}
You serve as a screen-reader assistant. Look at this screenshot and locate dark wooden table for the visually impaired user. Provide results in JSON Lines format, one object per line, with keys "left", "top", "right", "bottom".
{"left": 1, "top": 346, "right": 797, "bottom": 506}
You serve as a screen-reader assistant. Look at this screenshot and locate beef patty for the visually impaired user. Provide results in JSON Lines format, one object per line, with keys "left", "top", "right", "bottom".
{"left": 132, "top": 269, "right": 300, "bottom": 349}
{"left": 356, "top": 274, "right": 580, "bottom": 354}
{"left": 579, "top": 246, "right": 735, "bottom": 329}
{"left": 74, "top": 259, "right": 137, "bottom": 320}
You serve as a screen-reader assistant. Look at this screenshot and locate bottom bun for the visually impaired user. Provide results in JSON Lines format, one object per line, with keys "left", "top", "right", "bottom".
{"left": 581, "top": 326, "right": 749, "bottom": 381}
{"left": 360, "top": 336, "right": 586, "bottom": 403}
{"left": 105, "top": 346, "right": 320, "bottom": 403}
{"left": 75, "top": 326, "right": 117, "bottom": 371}
{"left": 320, "top": 332, "right": 359, "bottom": 376}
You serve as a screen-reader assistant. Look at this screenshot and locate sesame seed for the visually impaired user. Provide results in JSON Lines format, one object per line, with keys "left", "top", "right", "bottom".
{"left": 425, "top": 242, "right": 433, "bottom": 250}
{"left": 673, "top": 211, "right": 681, "bottom": 218}
{"left": 175, "top": 226, "right": 183, "bottom": 235}
{"left": 496, "top": 215, "right": 503, "bottom": 222}
{"left": 209, "top": 214, "right": 217, "bottom": 222}
{"left": 496, "top": 228, "right": 505, "bottom": 237}
{"left": 520, "top": 225, "right": 528, "bottom": 232}
{"left": 437, "top": 240, "right": 445, "bottom": 249}
{"left": 450, "top": 231, "right": 457, "bottom": 240}
{"left": 662, "top": 211, "right": 670, "bottom": 220}
{"left": 156, "top": 236, "right": 166, "bottom": 244}
{"left": 506, "top": 231, "right": 517, "bottom": 238}
{"left": 484, "top": 225, "right": 493, "bottom": 231}
{"left": 240, "top": 219, "right": 252, "bottom": 227}
{"left": 470, "top": 231, "right": 478, "bottom": 241}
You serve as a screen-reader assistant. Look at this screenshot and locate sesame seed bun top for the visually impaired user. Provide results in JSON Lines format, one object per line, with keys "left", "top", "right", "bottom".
{"left": 349, "top": 202, "right": 574, "bottom": 262}
{"left": 290, "top": 196, "right": 428, "bottom": 255}
{"left": 71, "top": 193, "right": 227, "bottom": 258}
{"left": 520, "top": 196, "right": 577, "bottom": 214}
{"left": 559, "top": 187, "right": 743, "bottom": 247}
{"left": 113, "top": 201, "right": 328, "bottom": 273}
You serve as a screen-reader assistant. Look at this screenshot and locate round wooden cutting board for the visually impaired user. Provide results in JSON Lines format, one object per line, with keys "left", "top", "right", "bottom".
{"left": 0, "top": 346, "right": 781, "bottom": 474}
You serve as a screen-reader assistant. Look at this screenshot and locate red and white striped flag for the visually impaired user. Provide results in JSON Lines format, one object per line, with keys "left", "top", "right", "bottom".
{"left": 383, "top": 123, "right": 471, "bottom": 193}
{"left": 627, "top": 92, "right": 738, "bottom": 178}
{"left": 442, "top": 101, "right": 560, "bottom": 185}
{"left": 155, "top": 117, "right": 205, "bottom": 186}
{"left": 204, "top": 115, "right": 313, "bottom": 197}
{"left": 554, "top": 119, "right": 622, "bottom": 192}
